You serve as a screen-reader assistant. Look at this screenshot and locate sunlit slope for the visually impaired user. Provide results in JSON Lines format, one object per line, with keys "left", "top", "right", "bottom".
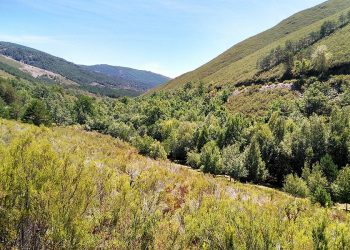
{"left": 157, "top": 0, "right": 350, "bottom": 91}
{"left": 1, "top": 119, "right": 349, "bottom": 249}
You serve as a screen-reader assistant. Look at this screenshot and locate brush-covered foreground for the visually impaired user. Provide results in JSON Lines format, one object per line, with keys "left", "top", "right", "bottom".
{"left": 0, "top": 119, "right": 349, "bottom": 249}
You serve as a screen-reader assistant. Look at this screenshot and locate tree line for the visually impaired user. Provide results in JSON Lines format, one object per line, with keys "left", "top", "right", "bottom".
{"left": 257, "top": 11, "right": 350, "bottom": 75}
{"left": 1, "top": 73, "right": 350, "bottom": 207}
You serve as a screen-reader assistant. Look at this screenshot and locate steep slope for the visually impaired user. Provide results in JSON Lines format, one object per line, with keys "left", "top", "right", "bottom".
{"left": 82, "top": 64, "right": 171, "bottom": 90}
{"left": 0, "top": 42, "right": 169, "bottom": 94}
{"left": 157, "top": 0, "right": 350, "bottom": 91}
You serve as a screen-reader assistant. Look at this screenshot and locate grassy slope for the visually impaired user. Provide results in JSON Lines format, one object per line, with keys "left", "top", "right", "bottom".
{"left": 1, "top": 118, "right": 349, "bottom": 248}
{"left": 156, "top": 0, "right": 350, "bottom": 92}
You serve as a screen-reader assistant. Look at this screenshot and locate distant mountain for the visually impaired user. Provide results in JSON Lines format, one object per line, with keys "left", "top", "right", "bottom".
{"left": 156, "top": 0, "right": 350, "bottom": 92}
{"left": 82, "top": 64, "right": 171, "bottom": 90}
{"left": 0, "top": 42, "right": 170, "bottom": 96}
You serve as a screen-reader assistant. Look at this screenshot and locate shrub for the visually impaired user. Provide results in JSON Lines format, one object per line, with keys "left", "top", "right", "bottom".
{"left": 312, "top": 186, "right": 332, "bottom": 207}
{"left": 22, "top": 99, "right": 52, "bottom": 126}
{"left": 149, "top": 141, "right": 167, "bottom": 160}
{"left": 107, "top": 121, "right": 134, "bottom": 141}
{"left": 332, "top": 166, "right": 350, "bottom": 211}
{"left": 222, "top": 144, "right": 247, "bottom": 180}
{"left": 200, "top": 141, "right": 222, "bottom": 174}
{"left": 283, "top": 174, "right": 309, "bottom": 198}
{"left": 186, "top": 150, "right": 201, "bottom": 169}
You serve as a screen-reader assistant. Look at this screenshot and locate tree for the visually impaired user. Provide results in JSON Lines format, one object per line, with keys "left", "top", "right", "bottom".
{"left": 293, "top": 59, "right": 311, "bottom": 77}
{"left": 220, "top": 114, "right": 246, "bottom": 147}
{"left": 149, "top": 141, "right": 167, "bottom": 160}
{"left": 186, "top": 150, "right": 201, "bottom": 169}
{"left": 166, "top": 122, "right": 196, "bottom": 161}
{"left": 244, "top": 137, "right": 268, "bottom": 183}
{"left": 283, "top": 174, "right": 309, "bottom": 198}
{"left": 309, "top": 116, "right": 328, "bottom": 162}
{"left": 200, "top": 141, "right": 222, "bottom": 174}
{"left": 283, "top": 40, "right": 295, "bottom": 75}
{"left": 303, "top": 82, "right": 331, "bottom": 116}
{"left": 195, "top": 125, "right": 209, "bottom": 151}
{"left": 311, "top": 45, "right": 331, "bottom": 75}
{"left": 107, "top": 121, "right": 135, "bottom": 141}
{"left": 0, "top": 82, "right": 17, "bottom": 104}
{"left": 328, "top": 108, "right": 350, "bottom": 167}
{"left": 312, "top": 186, "right": 332, "bottom": 207}
{"left": 74, "top": 95, "right": 95, "bottom": 124}
{"left": 320, "top": 21, "right": 336, "bottom": 37}
{"left": 338, "top": 14, "right": 347, "bottom": 28}
{"left": 22, "top": 99, "right": 52, "bottom": 126}
{"left": 332, "top": 167, "right": 350, "bottom": 211}
{"left": 305, "top": 165, "right": 332, "bottom": 207}
{"left": 222, "top": 144, "right": 247, "bottom": 180}
{"left": 319, "top": 154, "right": 338, "bottom": 183}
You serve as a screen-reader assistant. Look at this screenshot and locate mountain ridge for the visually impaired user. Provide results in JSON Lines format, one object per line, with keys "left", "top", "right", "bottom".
{"left": 0, "top": 41, "right": 170, "bottom": 95}
{"left": 155, "top": 0, "right": 350, "bottom": 92}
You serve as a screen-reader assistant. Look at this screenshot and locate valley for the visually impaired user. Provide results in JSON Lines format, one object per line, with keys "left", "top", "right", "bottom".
{"left": 1, "top": 0, "right": 350, "bottom": 249}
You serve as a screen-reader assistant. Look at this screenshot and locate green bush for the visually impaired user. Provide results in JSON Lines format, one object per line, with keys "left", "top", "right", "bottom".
{"left": 22, "top": 99, "right": 52, "bottom": 126}
{"left": 283, "top": 174, "right": 309, "bottom": 198}
{"left": 200, "top": 141, "right": 222, "bottom": 174}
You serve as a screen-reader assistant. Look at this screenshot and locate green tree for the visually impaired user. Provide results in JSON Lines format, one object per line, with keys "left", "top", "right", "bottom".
{"left": 195, "top": 125, "right": 209, "bottom": 151}
{"left": 293, "top": 58, "right": 311, "bottom": 77}
{"left": 186, "top": 150, "right": 201, "bottom": 169}
{"left": 332, "top": 167, "right": 350, "bottom": 211}
{"left": 244, "top": 137, "right": 268, "bottom": 183}
{"left": 149, "top": 141, "right": 167, "bottom": 160}
{"left": 305, "top": 165, "right": 332, "bottom": 207}
{"left": 312, "top": 186, "right": 332, "bottom": 207}
{"left": 107, "top": 121, "right": 135, "bottom": 141}
{"left": 303, "top": 83, "right": 331, "bottom": 116}
{"left": 220, "top": 114, "right": 246, "bottom": 147}
{"left": 74, "top": 95, "right": 95, "bottom": 124}
{"left": 200, "top": 141, "right": 222, "bottom": 174}
{"left": 283, "top": 174, "right": 309, "bottom": 198}
{"left": 222, "top": 144, "right": 248, "bottom": 180}
{"left": 319, "top": 154, "right": 338, "bottom": 183}
{"left": 311, "top": 45, "right": 331, "bottom": 75}
{"left": 22, "top": 99, "right": 52, "bottom": 126}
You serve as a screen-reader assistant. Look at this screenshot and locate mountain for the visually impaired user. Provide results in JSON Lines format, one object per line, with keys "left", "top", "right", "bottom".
{"left": 82, "top": 64, "right": 171, "bottom": 90}
{"left": 0, "top": 41, "right": 170, "bottom": 96}
{"left": 156, "top": 0, "right": 350, "bottom": 92}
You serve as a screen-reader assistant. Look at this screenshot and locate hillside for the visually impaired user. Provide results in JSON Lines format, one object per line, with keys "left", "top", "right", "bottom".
{"left": 0, "top": 42, "right": 169, "bottom": 95}
{"left": 82, "top": 64, "right": 171, "bottom": 90}
{"left": 157, "top": 0, "right": 350, "bottom": 91}
{"left": 1, "top": 118, "right": 349, "bottom": 249}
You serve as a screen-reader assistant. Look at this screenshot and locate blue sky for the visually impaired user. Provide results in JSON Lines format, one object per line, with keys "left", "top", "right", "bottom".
{"left": 1, "top": 0, "right": 325, "bottom": 77}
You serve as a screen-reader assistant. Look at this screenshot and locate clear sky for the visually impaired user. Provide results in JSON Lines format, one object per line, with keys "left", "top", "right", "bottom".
{"left": 1, "top": 0, "right": 325, "bottom": 77}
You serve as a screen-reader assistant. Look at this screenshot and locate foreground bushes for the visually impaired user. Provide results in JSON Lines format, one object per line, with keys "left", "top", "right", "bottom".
{"left": 0, "top": 120, "right": 350, "bottom": 249}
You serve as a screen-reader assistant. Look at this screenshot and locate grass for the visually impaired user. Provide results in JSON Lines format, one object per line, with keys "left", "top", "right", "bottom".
{"left": 155, "top": 0, "right": 350, "bottom": 92}
{"left": 226, "top": 84, "right": 298, "bottom": 117}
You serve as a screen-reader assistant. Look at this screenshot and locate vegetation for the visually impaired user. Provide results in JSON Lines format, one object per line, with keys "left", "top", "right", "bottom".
{"left": 0, "top": 119, "right": 350, "bottom": 249}
{"left": 0, "top": 42, "right": 169, "bottom": 95}
{"left": 2, "top": 69, "right": 350, "bottom": 209}
{"left": 2, "top": 1, "right": 350, "bottom": 248}
{"left": 157, "top": 1, "right": 350, "bottom": 91}
{"left": 257, "top": 13, "right": 350, "bottom": 74}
